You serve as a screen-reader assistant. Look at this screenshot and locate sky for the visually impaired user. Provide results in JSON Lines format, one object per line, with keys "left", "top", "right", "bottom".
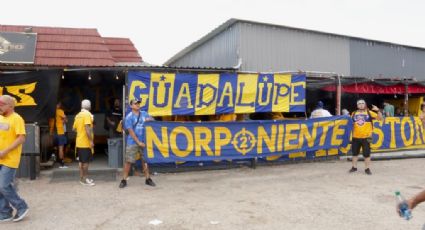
{"left": 1, "top": 0, "right": 424, "bottom": 65}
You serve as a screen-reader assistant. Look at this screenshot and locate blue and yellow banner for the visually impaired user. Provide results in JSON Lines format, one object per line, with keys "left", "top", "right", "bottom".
{"left": 144, "top": 116, "right": 351, "bottom": 163}
{"left": 127, "top": 71, "right": 306, "bottom": 116}
{"left": 371, "top": 116, "right": 424, "bottom": 150}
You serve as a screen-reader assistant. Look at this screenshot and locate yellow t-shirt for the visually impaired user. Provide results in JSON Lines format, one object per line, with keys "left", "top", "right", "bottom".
{"left": 73, "top": 110, "right": 93, "bottom": 148}
{"left": 0, "top": 112, "right": 26, "bottom": 168}
{"left": 55, "top": 108, "right": 66, "bottom": 135}
{"left": 352, "top": 110, "right": 377, "bottom": 138}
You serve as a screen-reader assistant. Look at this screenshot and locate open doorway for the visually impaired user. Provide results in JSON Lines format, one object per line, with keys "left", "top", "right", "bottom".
{"left": 50, "top": 70, "right": 125, "bottom": 169}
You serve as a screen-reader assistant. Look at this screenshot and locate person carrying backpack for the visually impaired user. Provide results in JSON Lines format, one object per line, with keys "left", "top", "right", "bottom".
{"left": 349, "top": 99, "right": 383, "bottom": 175}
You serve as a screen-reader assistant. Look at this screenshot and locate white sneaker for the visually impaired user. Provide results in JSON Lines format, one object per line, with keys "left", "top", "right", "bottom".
{"left": 80, "top": 178, "right": 95, "bottom": 186}
{"left": 86, "top": 178, "right": 94, "bottom": 184}
{"left": 59, "top": 165, "right": 68, "bottom": 169}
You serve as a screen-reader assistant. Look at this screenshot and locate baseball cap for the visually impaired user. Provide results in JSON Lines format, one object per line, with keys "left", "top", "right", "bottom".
{"left": 129, "top": 99, "right": 141, "bottom": 105}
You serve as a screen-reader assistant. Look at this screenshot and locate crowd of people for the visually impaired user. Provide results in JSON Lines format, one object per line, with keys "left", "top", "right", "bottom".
{"left": 2, "top": 94, "right": 425, "bottom": 222}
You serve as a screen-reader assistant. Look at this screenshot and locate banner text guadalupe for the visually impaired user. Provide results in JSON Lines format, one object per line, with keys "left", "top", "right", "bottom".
{"left": 128, "top": 71, "right": 306, "bottom": 116}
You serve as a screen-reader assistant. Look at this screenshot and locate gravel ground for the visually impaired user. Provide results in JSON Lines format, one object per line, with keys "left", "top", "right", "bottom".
{"left": 2, "top": 158, "right": 425, "bottom": 230}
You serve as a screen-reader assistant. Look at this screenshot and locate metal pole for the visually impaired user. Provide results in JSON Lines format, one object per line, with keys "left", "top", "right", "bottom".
{"left": 122, "top": 70, "right": 127, "bottom": 168}
{"left": 336, "top": 75, "right": 342, "bottom": 115}
{"left": 404, "top": 79, "right": 409, "bottom": 116}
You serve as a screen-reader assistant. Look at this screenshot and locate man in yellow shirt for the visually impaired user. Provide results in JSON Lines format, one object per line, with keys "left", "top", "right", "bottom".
{"left": 349, "top": 99, "right": 382, "bottom": 175}
{"left": 72, "top": 99, "right": 95, "bottom": 186}
{"left": 50, "top": 102, "right": 68, "bottom": 168}
{"left": 0, "top": 95, "right": 29, "bottom": 222}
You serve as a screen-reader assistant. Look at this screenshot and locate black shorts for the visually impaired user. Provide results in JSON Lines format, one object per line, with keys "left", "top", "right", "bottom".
{"left": 351, "top": 138, "right": 371, "bottom": 158}
{"left": 77, "top": 148, "right": 92, "bottom": 163}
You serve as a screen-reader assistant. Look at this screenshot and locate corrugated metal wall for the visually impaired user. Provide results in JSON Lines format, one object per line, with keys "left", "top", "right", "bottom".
{"left": 349, "top": 39, "right": 425, "bottom": 78}
{"left": 167, "top": 20, "right": 425, "bottom": 79}
{"left": 167, "top": 26, "right": 239, "bottom": 68}
{"left": 238, "top": 22, "right": 351, "bottom": 74}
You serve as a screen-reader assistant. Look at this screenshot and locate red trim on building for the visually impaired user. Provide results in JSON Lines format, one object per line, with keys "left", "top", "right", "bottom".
{"left": 323, "top": 83, "right": 425, "bottom": 94}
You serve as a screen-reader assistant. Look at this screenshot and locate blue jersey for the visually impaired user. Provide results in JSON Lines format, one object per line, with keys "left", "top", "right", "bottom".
{"left": 124, "top": 111, "right": 151, "bottom": 146}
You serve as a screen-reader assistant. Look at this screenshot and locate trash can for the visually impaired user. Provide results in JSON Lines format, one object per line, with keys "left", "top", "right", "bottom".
{"left": 16, "top": 153, "right": 40, "bottom": 179}
{"left": 107, "top": 138, "right": 123, "bottom": 168}
{"left": 16, "top": 123, "right": 40, "bottom": 180}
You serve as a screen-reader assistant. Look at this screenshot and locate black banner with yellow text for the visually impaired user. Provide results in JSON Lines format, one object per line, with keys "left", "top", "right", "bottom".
{"left": 0, "top": 70, "right": 60, "bottom": 124}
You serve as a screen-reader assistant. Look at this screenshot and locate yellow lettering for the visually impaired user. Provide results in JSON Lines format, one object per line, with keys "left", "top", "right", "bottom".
{"left": 257, "top": 82, "right": 273, "bottom": 106}
{"left": 385, "top": 118, "right": 400, "bottom": 148}
{"left": 413, "top": 117, "right": 425, "bottom": 145}
{"left": 257, "top": 125, "right": 277, "bottom": 154}
{"left": 331, "top": 120, "right": 348, "bottom": 146}
{"left": 277, "top": 124, "right": 284, "bottom": 151}
{"left": 214, "top": 127, "right": 232, "bottom": 156}
{"left": 284, "top": 124, "right": 299, "bottom": 151}
{"left": 6, "top": 82, "right": 37, "bottom": 106}
{"left": 317, "top": 121, "right": 333, "bottom": 146}
{"left": 128, "top": 80, "right": 149, "bottom": 107}
{"left": 290, "top": 81, "right": 306, "bottom": 105}
{"left": 400, "top": 117, "right": 414, "bottom": 146}
{"left": 218, "top": 82, "right": 234, "bottom": 107}
{"left": 327, "top": 148, "right": 338, "bottom": 156}
{"left": 170, "top": 126, "right": 193, "bottom": 158}
{"left": 146, "top": 127, "right": 169, "bottom": 159}
{"left": 194, "top": 127, "right": 213, "bottom": 157}
{"left": 370, "top": 124, "right": 384, "bottom": 149}
{"left": 174, "top": 83, "right": 194, "bottom": 108}
{"left": 299, "top": 123, "right": 316, "bottom": 148}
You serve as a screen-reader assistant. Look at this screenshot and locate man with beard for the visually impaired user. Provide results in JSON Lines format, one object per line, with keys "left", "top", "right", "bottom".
{"left": 349, "top": 99, "right": 382, "bottom": 175}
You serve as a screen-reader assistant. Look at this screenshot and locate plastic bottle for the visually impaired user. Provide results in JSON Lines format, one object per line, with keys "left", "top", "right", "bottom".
{"left": 395, "top": 191, "right": 412, "bottom": 220}
{"left": 51, "top": 153, "right": 56, "bottom": 162}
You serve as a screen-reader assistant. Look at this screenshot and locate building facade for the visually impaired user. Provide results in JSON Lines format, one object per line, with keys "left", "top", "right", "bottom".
{"left": 165, "top": 19, "right": 425, "bottom": 79}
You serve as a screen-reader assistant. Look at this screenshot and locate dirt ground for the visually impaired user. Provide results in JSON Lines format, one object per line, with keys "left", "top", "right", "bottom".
{"left": 3, "top": 158, "right": 425, "bottom": 230}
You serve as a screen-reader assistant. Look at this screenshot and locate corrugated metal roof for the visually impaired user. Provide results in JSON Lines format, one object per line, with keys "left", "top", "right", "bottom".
{"left": 0, "top": 25, "right": 142, "bottom": 67}
{"left": 165, "top": 18, "right": 425, "bottom": 66}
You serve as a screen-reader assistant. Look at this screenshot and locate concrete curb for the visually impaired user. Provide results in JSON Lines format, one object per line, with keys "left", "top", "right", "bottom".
{"left": 341, "top": 149, "right": 425, "bottom": 161}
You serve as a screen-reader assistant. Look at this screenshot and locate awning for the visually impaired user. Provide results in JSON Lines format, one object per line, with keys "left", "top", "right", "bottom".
{"left": 322, "top": 83, "right": 425, "bottom": 94}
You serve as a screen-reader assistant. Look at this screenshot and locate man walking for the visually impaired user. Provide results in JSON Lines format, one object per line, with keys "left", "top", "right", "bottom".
{"left": 50, "top": 102, "right": 68, "bottom": 168}
{"left": 119, "top": 99, "right": 155, "bottom": 188}
{"left": 0, "top": 95, "right": 29, "bottom": 222}
{"left": 349, "top": 99, "right": 382, "bottom": 175}
{"left": 73, "top": 99, "right": 95, "bottom": 186}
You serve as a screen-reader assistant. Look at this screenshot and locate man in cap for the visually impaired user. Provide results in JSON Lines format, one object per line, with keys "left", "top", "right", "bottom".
{"left": 310, "top": 101, "right": 332, "bottom": 118}
{"left": 73, "top": 99, "right": 95, "bottom": 186}
{"left": 349, "top": 99, "right": 382, "bottom": 175}
{"left": 119, "top": 99, "right": 155, "bottom": 188}
{"left": 0, "top": 95, "right": 29, "bottom": 222}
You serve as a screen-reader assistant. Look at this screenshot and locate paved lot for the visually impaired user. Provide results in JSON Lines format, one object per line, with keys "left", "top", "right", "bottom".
{"left": 3, "top": 158, "right": 425, "bottom": 230}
